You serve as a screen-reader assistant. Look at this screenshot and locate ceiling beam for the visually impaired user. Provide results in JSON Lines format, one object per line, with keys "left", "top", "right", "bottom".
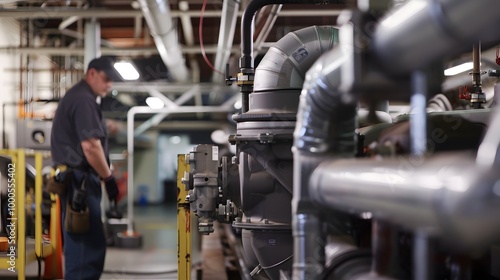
{"left": 0, "top": 8, "right": 342, "bottom": 18}
{"left": 0, "top": 45, "right": 242, "bottom": 55}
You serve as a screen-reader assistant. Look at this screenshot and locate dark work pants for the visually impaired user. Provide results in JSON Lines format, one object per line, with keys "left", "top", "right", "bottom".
{"left": 61, "top": 170, "right": 106, "bottom": 280}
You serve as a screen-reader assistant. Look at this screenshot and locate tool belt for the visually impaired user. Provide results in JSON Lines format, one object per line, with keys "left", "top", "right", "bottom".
{"left": 65, "top": 172, "right": 89, "bottom": 234}
{"left": 46, "top": 165, "right": 74, "bottom": 195}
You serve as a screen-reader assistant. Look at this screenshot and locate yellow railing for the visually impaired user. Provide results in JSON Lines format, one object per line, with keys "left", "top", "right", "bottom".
{"left": 0, "top": 149, "right": 59, "bottom": 279}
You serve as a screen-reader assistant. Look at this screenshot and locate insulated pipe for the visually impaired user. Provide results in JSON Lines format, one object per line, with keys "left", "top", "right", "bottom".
{"left": 374, "top": 0, "right": 500, "bottom": 76}
{"left": 309, "top": 153, "right": 500, "bottom": 249}
{"left": 138, "top": 0, "right": 189, "bottom": 82}
{"left": 292, "top": 23, "right": 358, "bottom": 279}
{"left": 240, "top": 0, "right": 334, "bottom": 69}
{"left": 239, "top": 0, "right": 339, "bottom": 112}
{"left": 253, "top": 25, "right": 338, "bottom": 92}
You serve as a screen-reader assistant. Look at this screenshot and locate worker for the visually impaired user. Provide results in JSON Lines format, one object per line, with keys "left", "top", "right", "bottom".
{"left": 50, "top": 56, "right": 120, "bottom": 280}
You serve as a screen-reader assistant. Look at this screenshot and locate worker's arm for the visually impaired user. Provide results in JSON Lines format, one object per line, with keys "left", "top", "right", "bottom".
{"left": 81, "top": 138, "right": 112, "bottom": 179}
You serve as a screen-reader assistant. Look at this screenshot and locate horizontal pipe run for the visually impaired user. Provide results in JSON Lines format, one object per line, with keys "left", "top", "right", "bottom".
{"left": 374, "top": 0, "right": 500, "bottom": 75}
{"left": 309, "top": 152, "right": 500, "bottom": 249}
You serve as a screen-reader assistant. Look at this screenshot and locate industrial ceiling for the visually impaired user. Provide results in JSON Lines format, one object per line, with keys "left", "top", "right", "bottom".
{"left": 0, "top": 0, "right": 349, "bottom": 83}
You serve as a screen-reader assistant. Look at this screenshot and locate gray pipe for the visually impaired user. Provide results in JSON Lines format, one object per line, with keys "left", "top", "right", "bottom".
{"left": 292, "top": 24, "right": 357, "bottom": 278}
{"left": 309, "top": 153, "right": 500, "bottom": 249}
{"left": 138, "top": 0, "right": 189, "bottom": 82}
{"left": 374, "top": 0, "right": 500, "bottom": 75}
{"left": 254, "top": 25, "right": 338, "bottom": 92}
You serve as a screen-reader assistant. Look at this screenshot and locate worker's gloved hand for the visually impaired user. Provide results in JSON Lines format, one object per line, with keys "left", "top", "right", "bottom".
{"left": 103, "top": 175, "right": 119, "bottom": 201}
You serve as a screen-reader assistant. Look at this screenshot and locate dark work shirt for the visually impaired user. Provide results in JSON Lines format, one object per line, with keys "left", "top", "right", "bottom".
{"left": 50, "top": 80, "right": 108, "bottom": 168}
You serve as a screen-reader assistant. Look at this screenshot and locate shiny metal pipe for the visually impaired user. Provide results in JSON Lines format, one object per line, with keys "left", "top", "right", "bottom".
{"left": 309, "top": 153, "right": 500, "bottom": 248}
{"left": 374, "top": 0, "right": 500, "bottom": 75}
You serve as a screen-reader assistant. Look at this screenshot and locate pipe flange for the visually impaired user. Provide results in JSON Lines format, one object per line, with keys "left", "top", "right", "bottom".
{"left": 232, "top": 221, "right": 291, "bottom": 230}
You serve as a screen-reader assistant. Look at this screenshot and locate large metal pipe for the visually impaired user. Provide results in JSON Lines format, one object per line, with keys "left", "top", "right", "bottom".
{"left": 309, "top": 153, "right": 500, "bottom": 249}
{"left": 253, "top": 26, "right": 338, "bottom": 93}
{"left": 374, "top": 0, "right": 500, "bottom": 75}
{"left": 234, "top": 25, "right": 339, "bottom": 279}
{"left": 292, "top": 22, "right": 358, "bottom": 279}
{"left": 292, "top": 0, "right": 500, "bottom": 276}
{"left": 138, "top": 0, "right": 189, "bottom": 82}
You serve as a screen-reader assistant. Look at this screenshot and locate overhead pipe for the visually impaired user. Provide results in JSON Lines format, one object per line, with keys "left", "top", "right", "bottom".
{"left": 308, "top": 153, "right": 500, "bottom": 249}
{"left": 138, "top": 0, "right": 189, "bottom": 82}
{"left": 0, "top": 45, "right": 239, "bottom": 55}
{"left": 0, "top": 7, "right": 345, "bottom": 18}
{"left": 374, "top": 0, "right": 500, "bottom": 76}
{"left": 211, "top": 0, "right": 240, "bottom": 84}
{"left": 178, "top": 1, "right": 200, "bottom": 83}
{"left": 254, "top": 5, "right": 282, "bottom": 55}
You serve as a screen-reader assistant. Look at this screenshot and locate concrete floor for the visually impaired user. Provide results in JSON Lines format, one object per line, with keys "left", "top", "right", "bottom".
{"left": 0, "top": 202, "right": 193, "bottom": 280}
{"left": 101, "top": 203, "right": 180, "bottom": 280}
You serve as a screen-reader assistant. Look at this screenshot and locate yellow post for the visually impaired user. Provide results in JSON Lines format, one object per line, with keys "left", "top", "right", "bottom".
{"left": 177, "top": 154, "right": 191, "bottom": 280}
{"left": 34, "top": 152, "right": 43, "bottom": 257}
{"left": 17, "top": 149, "right": 26, "bottom": 280}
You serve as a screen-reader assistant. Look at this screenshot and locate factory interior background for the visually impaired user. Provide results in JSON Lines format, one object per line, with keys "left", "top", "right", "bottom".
{"left": 0, "top": 0, "right": 500, "bottom": 279}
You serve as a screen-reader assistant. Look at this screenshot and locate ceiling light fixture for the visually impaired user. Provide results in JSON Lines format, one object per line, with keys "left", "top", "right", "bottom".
{"left": 444, "top": 62, "right": 474, "bottom": 76}
{"left": 145, "top": 97, "right": 164, "bottom": 109}
{"left": 114, "top": 61, "right": 140, "bottom": 80}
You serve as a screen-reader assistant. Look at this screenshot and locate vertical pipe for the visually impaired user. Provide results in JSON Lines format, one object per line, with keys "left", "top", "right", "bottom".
{"left": 411, "top": 70, "right": 429, "bottom": 279}
{"left": 413, "top": 231, "right": 432, "bottom": 280}
{"left": 471, "top": 42, "right": 485, "bottom": 109}
{"left": 372, "top": 220, "right": 392, "bottom": 275}
{"left": 472, "top": 42, "right": 481, "bottom": 92}
{"left": 126, "top": 108, "right": 136, "bottom": 235}
{"left": 472, "top": 43, "right": 480, "bottom": 75}
{"left": 410, "top": 71, "right": 427, "bottom": 157}
{"left": 84, "top": 18, "right": 100, "bottom": 67}
{"left": 293, "top": 213, "right": 324, "bottom": 280}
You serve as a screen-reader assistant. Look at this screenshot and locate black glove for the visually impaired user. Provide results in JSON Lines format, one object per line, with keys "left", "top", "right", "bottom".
{"left": 103, "top": 175, "right": 119, "bottom": 201}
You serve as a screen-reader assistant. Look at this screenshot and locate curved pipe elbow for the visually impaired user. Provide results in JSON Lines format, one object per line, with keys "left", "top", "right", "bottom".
{"left": 294, "top": 46, "right": 357, "bottom": 155}
{"left": 254, "top": 26, "right": 338, "bottom": 92}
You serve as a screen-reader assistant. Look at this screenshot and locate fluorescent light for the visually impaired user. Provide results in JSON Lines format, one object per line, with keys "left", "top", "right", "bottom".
{"left": 380, "top": 0, "right": 427, "bottom": 28}
{"left": 444, "top": 62, "right": 473, "bottom": 76}
{"left": 114, "top": 61, "right": 140, "bottom": 80}
{"left": 145, "top": 97, "right": 164, "bottom": 109}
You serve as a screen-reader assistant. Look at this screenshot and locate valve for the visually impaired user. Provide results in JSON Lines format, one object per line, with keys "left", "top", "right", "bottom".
{"left": 225, "top": 63, "right": 237, "bottom": 86}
